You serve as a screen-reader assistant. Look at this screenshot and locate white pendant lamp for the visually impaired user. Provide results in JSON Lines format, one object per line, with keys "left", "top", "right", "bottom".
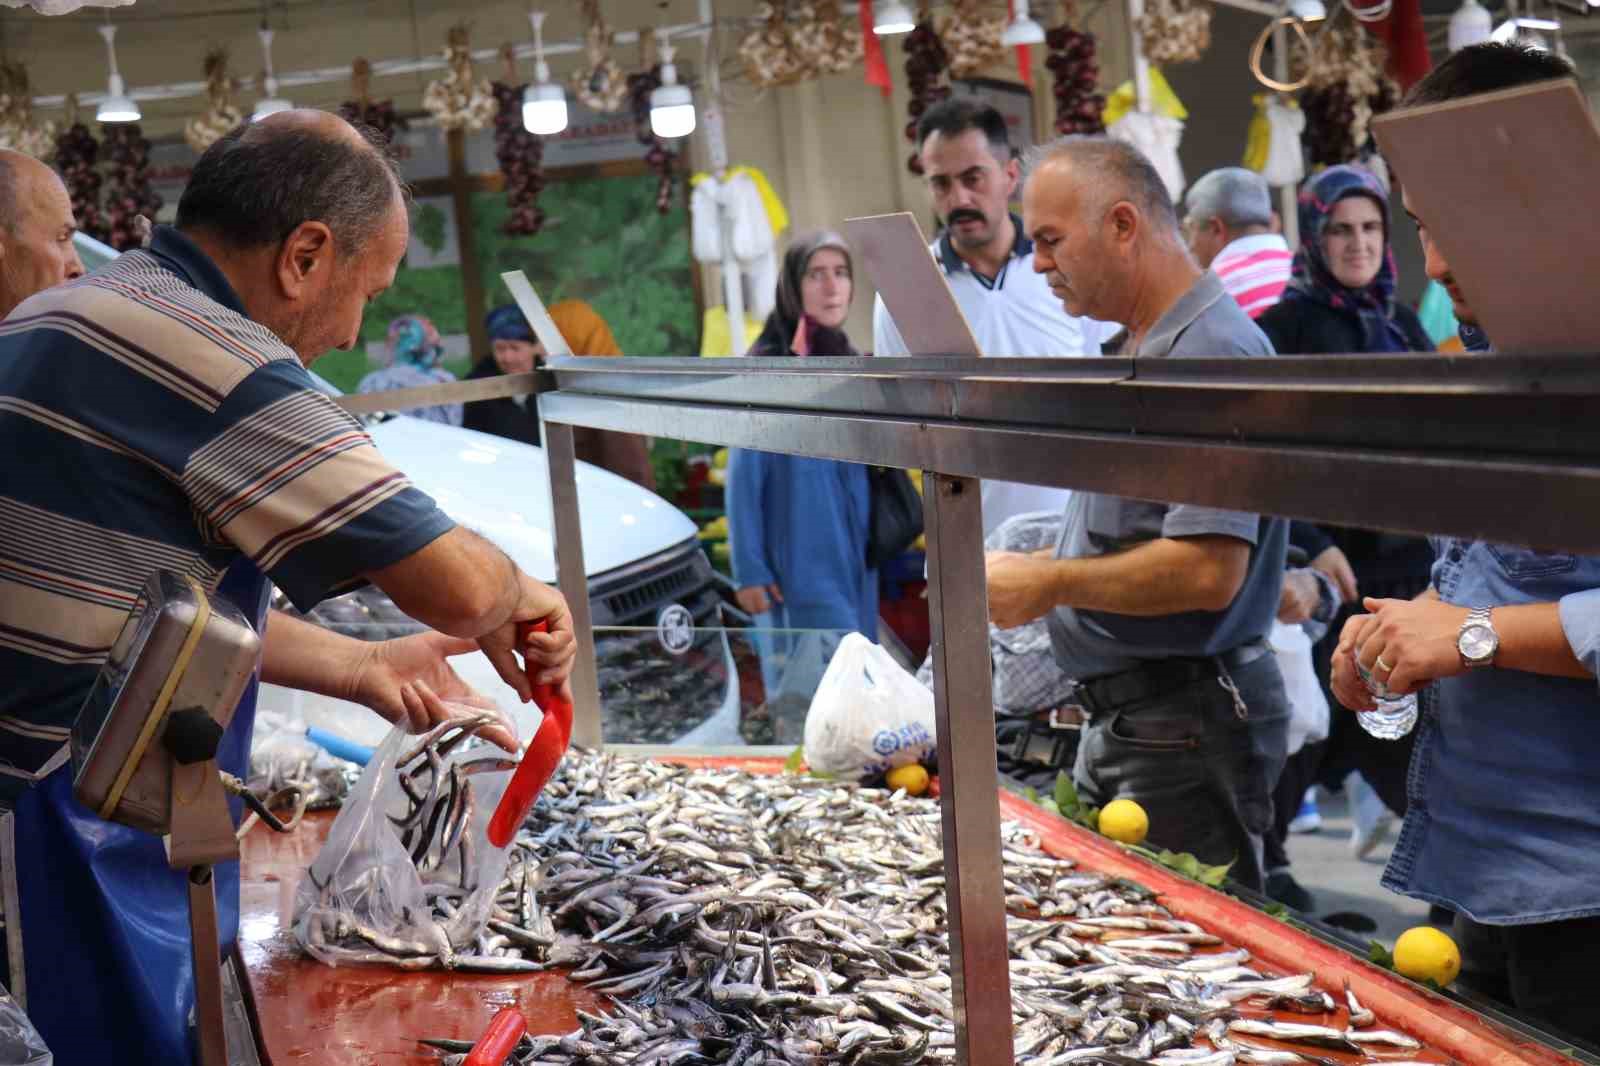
{"left": 1448, "top": 0, "right": 1493, "bottom": 49}
{"left": 1287, "top": 0, "right": 1327, "bottom": 21}
{"left": 1000, "top": 0, "right": 1047, "bottom": 45}
{"left": 873, "top": 0, "right": 917, "bottom": 35}
{"left": 522, "top": 10, "right": 568, "bottom": 136}
{"left": 95, "top": 22, "right": 140, "bottom": 123}
{"left": 252, "top": 25, "right": 292, "bottom": 121}
{"left": 649, "top": 32, "right": 695, "bottom": 140}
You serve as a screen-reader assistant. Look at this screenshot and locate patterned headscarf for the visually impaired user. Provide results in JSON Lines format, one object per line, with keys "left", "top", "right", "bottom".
{"left": 386, "top": 314, "right": 445, "bottom": 369}
{"left": 1285, "top": 165, "right": 1410, "bottom": 353}
{"left": 485, "top": 304, "right": 535, "bottom": 344}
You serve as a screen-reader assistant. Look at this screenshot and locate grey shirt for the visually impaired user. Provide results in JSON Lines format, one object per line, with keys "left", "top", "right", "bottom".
{"left": 1046, "top": 270, "right": 1288, "bottom": 679}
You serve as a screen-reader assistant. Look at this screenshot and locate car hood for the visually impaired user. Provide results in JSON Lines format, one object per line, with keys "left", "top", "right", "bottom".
{"left": 367, "top": 416, "right": 694, "bottom": 582}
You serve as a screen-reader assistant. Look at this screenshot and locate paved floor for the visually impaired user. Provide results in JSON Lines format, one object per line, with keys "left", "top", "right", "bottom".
{"left": 1276, "top": 786, "right": 1438, "bottom": 947}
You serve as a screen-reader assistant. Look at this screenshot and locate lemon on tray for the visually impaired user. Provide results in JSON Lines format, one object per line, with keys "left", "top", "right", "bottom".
{"left": 1393, "top": 925, "right": 1461, "bottom": 986}
{"left": 1098, "top": 798, "right": 1149, "bottom": 845}
{"left": 886, "top": 764, "right": 930, "bottom": 796}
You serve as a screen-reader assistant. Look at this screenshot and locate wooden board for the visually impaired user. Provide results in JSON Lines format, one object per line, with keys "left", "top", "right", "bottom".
{"left": 843, "top": 213, "right": 984, "bottom": 357}
{"left": 238, "top": 756, "right": 1576, "bottom": 1066}
{"left": 1371, "top": 79, "right": 1600, "bottom": 354}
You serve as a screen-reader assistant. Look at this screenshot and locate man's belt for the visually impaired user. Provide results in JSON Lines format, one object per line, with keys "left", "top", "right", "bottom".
{"left": 1075, "top": 638, "right": 1273, "bottom": 717}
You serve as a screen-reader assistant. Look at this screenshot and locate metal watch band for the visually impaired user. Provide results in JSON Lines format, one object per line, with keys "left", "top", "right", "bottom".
{"left": 1459, "top": 606, "right": 1497, "bottom": 668}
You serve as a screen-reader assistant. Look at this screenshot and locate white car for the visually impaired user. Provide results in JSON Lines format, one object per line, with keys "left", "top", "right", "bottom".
{"left": 75, "top": 233, "right": 741, "bottom": 748}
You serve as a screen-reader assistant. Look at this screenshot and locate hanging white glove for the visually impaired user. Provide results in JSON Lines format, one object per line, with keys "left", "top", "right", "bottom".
{"left": 1261, "top": 98, "right": 1307, "bottom": 189}
{"left": 727, "top": 174, "right": 774, "bottom": 263}
{"left": 1107, "top": 111, "right": 1187, "bottom": 204}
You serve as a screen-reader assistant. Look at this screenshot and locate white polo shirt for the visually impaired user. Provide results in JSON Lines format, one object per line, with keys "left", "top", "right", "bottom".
{"left": 872, "top": 217, "right": 1118, "bottom": 534}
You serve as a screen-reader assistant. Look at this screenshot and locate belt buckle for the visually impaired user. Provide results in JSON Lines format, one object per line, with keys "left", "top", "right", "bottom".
{"left": 1049, "top": 704, "right": 1086, "bottom": 731}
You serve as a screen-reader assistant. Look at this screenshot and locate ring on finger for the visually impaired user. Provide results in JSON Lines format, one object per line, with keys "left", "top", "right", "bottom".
{"left": 1375, "top": 656, "right": 1394, "bottom": 673}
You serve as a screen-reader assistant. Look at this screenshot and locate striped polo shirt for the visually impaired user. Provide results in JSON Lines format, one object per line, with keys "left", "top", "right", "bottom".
{"left": 1211, "top": 233, "right": 1293, "bottom": 319}
{"left": 0, "top": 226, "right": 454, "bottom": 796}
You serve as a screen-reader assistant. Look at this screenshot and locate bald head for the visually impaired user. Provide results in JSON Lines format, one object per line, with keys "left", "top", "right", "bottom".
{"left": 0, "top": 148, "right": 84, "bottom": 318}
{"left": 176, "top": 109, "right": 406, "bottom": 258}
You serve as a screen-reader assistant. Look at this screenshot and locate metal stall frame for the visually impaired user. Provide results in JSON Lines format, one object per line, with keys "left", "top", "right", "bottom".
{"left": 531, "top": 351, "right": 1600, "bottom": 1066}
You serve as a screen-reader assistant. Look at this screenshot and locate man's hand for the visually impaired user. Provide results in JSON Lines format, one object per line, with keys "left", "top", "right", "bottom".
{"left": 736, "top": 584, "right": 783, "bottom": 616}
{"left": 476, "top": 572, "right": 578, "bottom": 704}
{"left": 1278, "top": 569, "right": 1320, "bottom": 625}
{"left": 1311, "top": 545, "right": 1358, "bottom": 604}
{"left": 344, "top": 631, "right": 518, "bottom": 751}
{"left": 1347, "top": 594, "right": 1471, "bottom": 696}
{"left": 1329, "top": 611, "right": 1379, "bottom": 712}
{"left": 986, "top": 551, "right": 1063, "bottom": 629}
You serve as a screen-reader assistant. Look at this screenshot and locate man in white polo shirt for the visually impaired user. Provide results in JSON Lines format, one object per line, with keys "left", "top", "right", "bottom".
{"left": 874, "top": 97, "right": 1114, "bottom": 536}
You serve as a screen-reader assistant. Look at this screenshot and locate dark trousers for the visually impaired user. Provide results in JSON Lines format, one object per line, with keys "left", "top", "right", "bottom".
{"left": 1262, "top": 742, "right": 1323, "bottom": 872}
{"left": 1454, "top": 912, "right": 1600, "bottom": 1047}
{"left": 1073, "top": 652, "right": 1290, "bottom": 892}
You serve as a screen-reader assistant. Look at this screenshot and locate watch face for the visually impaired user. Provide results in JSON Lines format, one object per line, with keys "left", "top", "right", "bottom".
{"left": 1460, "top": 623, "right": 1497, "bottom": 661}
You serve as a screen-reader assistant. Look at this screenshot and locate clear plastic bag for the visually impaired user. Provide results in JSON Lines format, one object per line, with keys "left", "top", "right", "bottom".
{"left": 0, "top": 984, "right": 49, "bottom": 1066}
{"left": 916, "top": 510, "right": 1079, "bottom": 717}
{"left": 291, "top": 722, "right": 516, "bottom": 969}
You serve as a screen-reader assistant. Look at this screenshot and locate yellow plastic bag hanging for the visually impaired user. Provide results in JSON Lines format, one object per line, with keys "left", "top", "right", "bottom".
{"left": 1102, "top": 66, "right": 1188, "bottom": 128}
{"left": 699, "top": 306, "right": 765, "bottom": 358}
{"left": 1242, "top": 93, "right": 1271, "bottom": 171}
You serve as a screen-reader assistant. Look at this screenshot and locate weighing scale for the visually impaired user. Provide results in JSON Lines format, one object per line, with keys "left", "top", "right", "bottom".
{"left": 70, "top": 570, "right": 263, "bottom": 1066}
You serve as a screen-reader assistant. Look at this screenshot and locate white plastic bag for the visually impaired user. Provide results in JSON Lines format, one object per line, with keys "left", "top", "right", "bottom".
{"left": 292, "top": 723, "right": 516, "bottom": 968}
{"left": 1270, "top": 620, "right": 1329, "bottom": 756}
{"left": 0, "top": 983, "right": 49, "bottom": 1065}
{"left": 804, "top": 632, "right": 936, "bottom": 780}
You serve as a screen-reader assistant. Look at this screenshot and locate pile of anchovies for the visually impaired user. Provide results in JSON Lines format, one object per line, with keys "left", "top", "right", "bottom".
{"left": 399, "top": 752, "right": 1430, "bottom": 1066}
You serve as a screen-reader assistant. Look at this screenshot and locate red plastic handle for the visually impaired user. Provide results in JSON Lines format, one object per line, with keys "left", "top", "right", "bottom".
{"left": 462, "top": 1007, "right": 527, "bottom": 1066}
{"left": 486, "top": 620, "right": 573, "bottom": 848}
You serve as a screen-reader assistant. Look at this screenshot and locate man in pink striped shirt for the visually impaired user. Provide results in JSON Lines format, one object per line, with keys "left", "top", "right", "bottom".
{"left": 1182, "top": 167, "right": 1292, "bottom": 319}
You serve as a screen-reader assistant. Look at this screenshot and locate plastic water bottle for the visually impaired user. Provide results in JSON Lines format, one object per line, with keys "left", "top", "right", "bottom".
{"left": 1354, "top": 652, "right": 1418, "bottom": 739}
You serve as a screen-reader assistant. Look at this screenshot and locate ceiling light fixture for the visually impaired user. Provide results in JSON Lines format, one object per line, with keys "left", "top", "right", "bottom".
{"left": 252, "top": 25, "right": 292, "bottom": 121}
{"left": 873, "top": 0, "right": 917, "bottom": 35}
{"left": 522, "top": 10, "right": 568, "bottom": 136}
{"left": 649, "top": 31, "right": 695, "bottom": 140}
{"left": 1000, "top": 0, "right": 1047, "bottom": 45}
{"left": 1287, "top": 0, "right": 1328, "bottom": 21}
{"left": 95, "top": 22, "right": 139, "bottom": 123}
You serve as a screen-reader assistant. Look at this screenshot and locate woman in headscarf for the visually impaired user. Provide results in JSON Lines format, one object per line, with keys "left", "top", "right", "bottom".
{"left": 1257, "top": 165, "right": 1432, "bottom": 355}
{"left": 357, "top": 313, "right": 463, "bottom": 425}
{"left": 463, "top": 300, "right": 654, "bottom": 488}
{"left": 1256, "top": 166, "right": 1433, "bottom": 906}
{"left": 727, "top": 232, "right": 877, "bottom": 683}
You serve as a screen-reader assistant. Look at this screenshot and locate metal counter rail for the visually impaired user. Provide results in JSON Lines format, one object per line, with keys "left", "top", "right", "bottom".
{"left": 527, "top": 352, "right": 1600, "bottom": 1066}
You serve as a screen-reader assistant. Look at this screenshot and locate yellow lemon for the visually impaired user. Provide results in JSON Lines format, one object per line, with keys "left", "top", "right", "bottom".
{"left": 1099, "top": 799, "right": 1149, "bottom": 845}
{"left": 886, "top": 764, "right": 930, "bottom": 796}
{"left": 1393, "top": 926, "right": 1461, "bottom": 986}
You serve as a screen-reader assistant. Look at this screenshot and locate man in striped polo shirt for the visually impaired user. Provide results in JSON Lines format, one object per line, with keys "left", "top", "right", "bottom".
{"left": 1182, "top": 167, "right": 1292, "bottom": 320}
{"left": 0, "top": 112, "right": 575, "bottom": 1060}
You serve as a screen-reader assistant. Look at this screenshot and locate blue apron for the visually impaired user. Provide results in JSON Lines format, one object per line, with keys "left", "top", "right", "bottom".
{"left": 13, "top": 560, "right": 269, "bottom": 1064}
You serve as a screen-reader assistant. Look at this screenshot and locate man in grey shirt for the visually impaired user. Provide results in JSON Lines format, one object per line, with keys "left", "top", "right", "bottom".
{"left": 987, "top": 137, "right": 1289, "bottom": 890}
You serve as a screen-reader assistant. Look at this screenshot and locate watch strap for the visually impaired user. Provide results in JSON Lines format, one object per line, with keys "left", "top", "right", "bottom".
{"left": 1458, "top": 606, "right": 1498, "bottom": 668}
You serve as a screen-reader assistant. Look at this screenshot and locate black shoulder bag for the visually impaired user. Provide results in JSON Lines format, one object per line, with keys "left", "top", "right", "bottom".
{"left": 866, "top": 466, "right": 925, "bottom": 570}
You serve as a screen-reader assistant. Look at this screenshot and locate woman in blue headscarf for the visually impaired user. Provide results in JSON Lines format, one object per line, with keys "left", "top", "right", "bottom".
{"left": 356, "top": 313, "right": 463, "bottom": 425}
{"left": 1257, "top": 165, "right": 1432, "bottom": 356}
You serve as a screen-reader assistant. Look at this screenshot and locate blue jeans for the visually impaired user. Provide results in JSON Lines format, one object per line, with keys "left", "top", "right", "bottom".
{"left": 1073, "top": 651, "right": 1290, "bottom": 892}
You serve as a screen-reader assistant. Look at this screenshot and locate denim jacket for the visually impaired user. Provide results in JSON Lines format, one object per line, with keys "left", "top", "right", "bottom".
{"left": 1382, "top": 538, "right": 1600, "bottom": 924}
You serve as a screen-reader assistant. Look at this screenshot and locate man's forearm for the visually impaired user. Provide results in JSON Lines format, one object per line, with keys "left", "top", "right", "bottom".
{"left": 260, "top": 610, "right": 368, "bottom": 700}
{"left": 1494, "top": 603, "right": 1590, "bottom": 678}
{"left": 1044, "top": 536, "right": 1250, "bottom": 616}
{"left": 368, "top": 526, "right": 521, "bottom": 638}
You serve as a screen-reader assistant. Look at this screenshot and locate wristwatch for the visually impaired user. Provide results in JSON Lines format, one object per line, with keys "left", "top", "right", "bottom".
{"left": 1457, "top": 606, "right": 1500, "bottom": 669}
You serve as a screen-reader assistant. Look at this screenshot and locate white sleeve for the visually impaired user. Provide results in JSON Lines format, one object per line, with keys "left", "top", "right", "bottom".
{"left": 872, "top": 294, "right": 911, "bottom": 357}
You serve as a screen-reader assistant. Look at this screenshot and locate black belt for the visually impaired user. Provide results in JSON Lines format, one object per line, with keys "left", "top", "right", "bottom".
{"left": 1075, "top": 638, "right": 1272, "bottom": 717}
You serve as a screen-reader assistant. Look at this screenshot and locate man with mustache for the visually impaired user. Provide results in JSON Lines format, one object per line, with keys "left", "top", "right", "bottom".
{"left": 873, "top": 98, "right": 1113, "bottom": 534}
{"left": 1329, "top": 42, "right": 1600, "bottom": 1040}
{"left": 984, "top": 135, "right": 1290, "bottom": 892}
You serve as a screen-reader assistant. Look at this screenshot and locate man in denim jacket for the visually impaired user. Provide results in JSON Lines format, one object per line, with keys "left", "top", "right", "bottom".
{"left": 1330, "top": 42, "right": 1600, "bottom": 1042}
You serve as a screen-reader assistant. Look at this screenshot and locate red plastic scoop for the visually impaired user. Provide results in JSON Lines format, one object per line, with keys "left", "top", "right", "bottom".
{"left": 486, "top": 620, "right": 574, "bottom": 848}
{"left": 463, "top": 1007, "right": 527, "bottom": 1066}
